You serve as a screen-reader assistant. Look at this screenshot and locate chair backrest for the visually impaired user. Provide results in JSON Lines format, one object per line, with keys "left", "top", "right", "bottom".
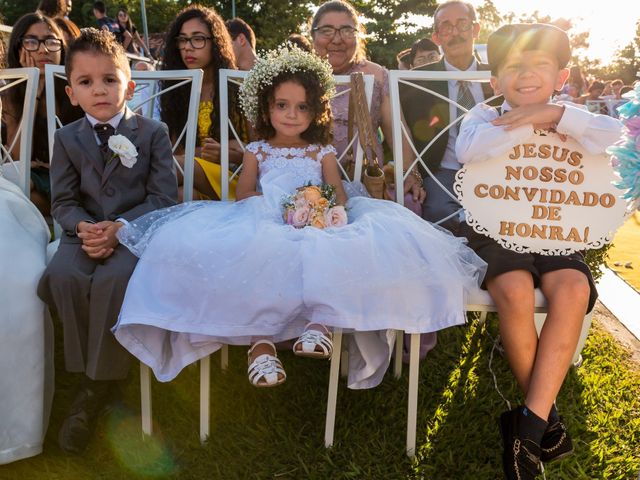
{"left": 44, "top": 65, "right": 202, "bottom": 201}
{"left": 388, "top": 69, "right": 498, "bottom": 223}
{"left": 218, "top": 69, "right": 374, "bottom": 201}
{"left": 0, "top": 67, "right": 40, "bottom": 196}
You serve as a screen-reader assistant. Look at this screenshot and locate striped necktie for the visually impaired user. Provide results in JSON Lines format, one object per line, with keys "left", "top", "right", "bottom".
{"left": 456, "top": 81, "right": 477, "bottom": 131}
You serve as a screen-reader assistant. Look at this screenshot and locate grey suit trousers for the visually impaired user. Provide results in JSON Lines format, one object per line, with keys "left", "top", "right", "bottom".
{"left": 38, "top": 243, "right": 137, "bottom": 380}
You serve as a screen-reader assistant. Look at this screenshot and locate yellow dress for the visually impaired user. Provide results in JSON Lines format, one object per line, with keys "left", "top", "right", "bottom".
{"left": 194, "top": 101, "right": 237, "bottom": 200}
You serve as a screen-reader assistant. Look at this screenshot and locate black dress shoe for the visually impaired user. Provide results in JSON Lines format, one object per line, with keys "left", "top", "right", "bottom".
{"left": 58, "top": 383, "right": 113, "bottom": 454}
{"left": 540, "top": 417, "right": 574, "bottom": 463}
{"left": 500, "top": 407, "right": 542, "bottom": 480}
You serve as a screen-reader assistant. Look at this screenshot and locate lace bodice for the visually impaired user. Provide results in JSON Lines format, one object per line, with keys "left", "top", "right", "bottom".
{"left": 246, "top": 141, "right": 336, "bottom": 187}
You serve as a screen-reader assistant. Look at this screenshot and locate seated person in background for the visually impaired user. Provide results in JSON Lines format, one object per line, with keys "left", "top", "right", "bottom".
{"left": 2, "top": 13, "right": 82, "bottom": 216}
{"left": 92, "top": 1, "right": 122, "bottom": 43}
{"left": 116, "top": 7, "right": 153, "bottom": 58}
{"left": 409, "top": 37, "right": 441, "bottom": 69}
{"left": 456, "top": 23, "right": 622, "bottom": 480}
{"left": 611, "top": 79, "right": 624, "bottom": 99}
{"left": 37, "top": 28, "right": 177, "bottom": 454}
{"left": 286, "top": 33, "right": 313, "bottom": 53}
{"left": 396, "top": 47, "right": 412, "bottom": 70}
{"left": 225, "top": 17, "right": 257, "bottom": 71}
{"left": 160, "top": 5, "right": 247, "bottom": 201}
{"left": 574, "top": 80, "right": 604, "bottom": 109}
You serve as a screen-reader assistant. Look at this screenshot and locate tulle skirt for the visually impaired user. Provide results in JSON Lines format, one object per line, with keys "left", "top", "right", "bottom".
{"left": 113, "top": 190, "right": 486, "bottom": 384}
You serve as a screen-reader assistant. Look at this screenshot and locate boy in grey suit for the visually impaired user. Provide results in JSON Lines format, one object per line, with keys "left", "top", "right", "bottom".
{"left": 38, "top": 28, "right": 177, "bottom": 453}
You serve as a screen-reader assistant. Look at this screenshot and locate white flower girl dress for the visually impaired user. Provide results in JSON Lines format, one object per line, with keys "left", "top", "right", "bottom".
{"left": 113, "top": 141, "right": 486, "bottom": 387}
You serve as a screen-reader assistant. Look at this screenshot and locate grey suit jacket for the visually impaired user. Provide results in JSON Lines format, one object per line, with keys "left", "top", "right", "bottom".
{"left": 50, "top": 107, "right": 178, "bottom": 243}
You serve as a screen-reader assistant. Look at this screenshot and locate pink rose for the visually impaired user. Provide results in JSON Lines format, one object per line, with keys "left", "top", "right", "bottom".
{"left": 292, "top": 206, "right": 310, "bottom": 228}
{"left": 325, "top": 206, "right": 348, "bottom": 227}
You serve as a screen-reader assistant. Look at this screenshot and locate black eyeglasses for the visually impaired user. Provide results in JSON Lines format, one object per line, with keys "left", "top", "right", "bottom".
{"left": 312, "top": 25, "right": 358, "bottom": 40}
{"left": 21, "top": 36, "right": 63, "bottom": 52}
{"left": 435, "top": 18, "right": 474, "bottom": 37}
{"left": 175, "top": 35, "right": 212, "bottom": 50}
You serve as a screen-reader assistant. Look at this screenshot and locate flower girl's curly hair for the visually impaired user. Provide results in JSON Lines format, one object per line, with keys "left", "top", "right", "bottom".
{"left": 240, "top": 46, "right": 334, "bottom": 145}
{"left": 253, "top": 69, "right": 333, "bottom": 145}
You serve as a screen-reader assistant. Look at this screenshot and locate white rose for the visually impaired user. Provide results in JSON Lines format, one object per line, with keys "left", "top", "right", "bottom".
{"left": 108, "top": 134, "right": 138, "bottom": 168}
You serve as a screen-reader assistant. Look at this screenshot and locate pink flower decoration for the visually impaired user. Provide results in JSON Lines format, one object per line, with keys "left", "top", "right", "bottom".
{"left": 625, "top": 116, "right": 640, "bottom": 136}
{"left": 325, "top": 206, "right": 348, "bottom": 227}
{"left": 292, "top": 206, "right": 310, "bottom": 228}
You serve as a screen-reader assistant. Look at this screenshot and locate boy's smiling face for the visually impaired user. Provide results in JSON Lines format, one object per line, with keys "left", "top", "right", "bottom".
{"left": 65, "top": 51, "right": 135, "bottom": 122}
{"left": 490, "top": 50, "right": 569, "bottom": 108}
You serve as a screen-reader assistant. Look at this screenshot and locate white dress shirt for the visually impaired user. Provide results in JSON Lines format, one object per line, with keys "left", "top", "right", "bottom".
{"left": 456, "top": 100, "right": 623, "bottom": 165}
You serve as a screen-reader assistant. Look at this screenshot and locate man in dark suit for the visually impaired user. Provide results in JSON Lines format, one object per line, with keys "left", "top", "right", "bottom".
{"left": 38, "top": 28, "right": 177, "bottom": 453}
{"left": 401, "top": 0, "right": 494, "bottom": 233}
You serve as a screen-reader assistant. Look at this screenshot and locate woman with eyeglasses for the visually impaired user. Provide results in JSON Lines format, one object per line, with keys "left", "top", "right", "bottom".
{"left": 160, "top": 5, "right": 246, "bottom": 201}
{"left": 1, "top": 12, "right": 82, "bottom": 216}
{"left": 310, "top": 1, "right": 397, "bottom": 171}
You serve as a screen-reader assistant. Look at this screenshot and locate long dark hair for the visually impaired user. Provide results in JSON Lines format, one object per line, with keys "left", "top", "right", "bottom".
{"left": 117, "top": 6, "right": 135, "bottom": 32}
{"left": 5, "top": 13, "right": 81, "bottom": 162}
{"left": 160, "top": 5, "right": 238, "bottom": 145}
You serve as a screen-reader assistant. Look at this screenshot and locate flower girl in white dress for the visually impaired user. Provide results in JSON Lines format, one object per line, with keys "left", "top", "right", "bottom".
{"left": 113, "top": 46, "right": 486, "bottom": 388}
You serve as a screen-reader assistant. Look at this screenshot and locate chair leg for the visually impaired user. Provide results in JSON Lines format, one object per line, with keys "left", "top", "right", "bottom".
{"left": 325, "top": 328, "right": 343, "bottom": 448}
{"left": 477, "top": 311, "right": 488, "bottom": 326}
{"left": 406, "top": 333, "right": 420, "bottom": 458}
{"left": 200, "top": 356, "right": 210, "bottom": 443}
{"left": 394, "top": 329, "right": 403, "bottom": 379}
{"left": 340, "top": 344, "right": 349, "bottom": 379}
{"left": 220, "top": 344, "right": 229, "bottom": 371}
{"left": 140, "top": 362, "right": 153, "bottom": 437}
{"left": 573, "top": 311, "right": 593, "bottom": 366}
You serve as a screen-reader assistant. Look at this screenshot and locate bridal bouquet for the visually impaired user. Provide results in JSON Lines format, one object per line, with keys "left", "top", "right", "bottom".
{"left": 282, "top": 184, "right": 347, "bottom": 229}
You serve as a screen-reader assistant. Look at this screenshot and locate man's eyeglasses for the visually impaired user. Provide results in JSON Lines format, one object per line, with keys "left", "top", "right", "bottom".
{"left": 435, "top": 18, "right": 474, "bottom": 37}
{"left": 175, "top": 35, "right": 212, "bottom": 50}
{"left": 21, "top": 37, "right": 63, "bottom": 52}
{"left": 312, "top": 25, "right": 358, "bottom": 40}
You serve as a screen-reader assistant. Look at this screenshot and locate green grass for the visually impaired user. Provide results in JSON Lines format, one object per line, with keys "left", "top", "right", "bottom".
{"left": 1, "top": 316, "right": 639, "bottom": 480}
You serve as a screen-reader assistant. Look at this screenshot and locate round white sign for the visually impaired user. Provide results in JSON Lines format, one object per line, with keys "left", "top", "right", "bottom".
{"left": 454, "top": 130, "right": 629, "bottom": 255}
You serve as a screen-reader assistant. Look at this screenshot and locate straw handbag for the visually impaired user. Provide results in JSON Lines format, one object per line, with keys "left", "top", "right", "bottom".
{"left": 344, "top": 72, "right": 385, "bottom": 199}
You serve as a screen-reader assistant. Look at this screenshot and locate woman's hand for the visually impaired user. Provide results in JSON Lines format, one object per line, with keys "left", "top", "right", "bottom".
{"left": 19, "top": 48, "right": 36, "bottom": 69}
{"left": 404, "top": 174, "right": 426, "bottom": 203}
{"left": 200, "top": 137, "right": 221, "bottom": 163}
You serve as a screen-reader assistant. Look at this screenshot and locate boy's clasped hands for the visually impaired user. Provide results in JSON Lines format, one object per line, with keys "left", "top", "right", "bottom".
{"left": 77, "top": 220, "right": 124, "bottom": 259}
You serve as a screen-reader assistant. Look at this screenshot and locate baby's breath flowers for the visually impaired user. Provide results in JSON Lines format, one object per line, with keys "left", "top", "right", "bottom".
{"left": 239, "top": 45, "right": 336, "bottom": 125}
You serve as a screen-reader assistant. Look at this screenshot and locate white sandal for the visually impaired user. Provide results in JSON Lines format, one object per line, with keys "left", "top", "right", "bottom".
{"left": 247, "top": 340, "right": 286, "bottom": 387}
{"left": 293, "top": 323, "right": 333, "bottom": 359}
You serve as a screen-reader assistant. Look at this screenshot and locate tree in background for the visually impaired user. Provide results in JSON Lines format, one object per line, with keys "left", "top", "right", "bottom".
{"left": 349, "top": 0, "right": 438, "bottom": 68}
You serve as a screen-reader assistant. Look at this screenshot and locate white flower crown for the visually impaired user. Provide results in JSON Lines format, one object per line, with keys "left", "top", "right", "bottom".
{"left": 239, "top": 44, "right": 336, "bottom": 125}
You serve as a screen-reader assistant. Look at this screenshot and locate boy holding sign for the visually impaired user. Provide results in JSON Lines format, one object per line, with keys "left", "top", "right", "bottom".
{"left": 455, "top": 24, "right": 621, "bottom": 480}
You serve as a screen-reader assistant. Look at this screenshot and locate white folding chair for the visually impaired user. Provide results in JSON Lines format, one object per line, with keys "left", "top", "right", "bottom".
{"left": 0, "top": 67, "right": 40, "bottom": 196}
{"left": 218, "top": 69, "right": 374, "bottom": 450}
{"left": 44, "top": 64, "right": 204, "bottom": 440}
{"left": 389, "top": 69, "right": 593, "bottom": 457}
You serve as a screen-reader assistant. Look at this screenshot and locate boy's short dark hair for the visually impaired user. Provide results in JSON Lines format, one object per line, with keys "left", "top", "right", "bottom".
{"left": 93, "top": 1, "right": 106, "bottom": 13}
{"left": 488, "top": 23, "right": 570, "bottom": 75}
{"left": 65, "top": 27, "right": 130, "bottom": 79}
{"left": 588, "top": 80, "right": 605, "bottom": 93}
{"left": 225, "top": 17, "right": 256, "bottom": 49}
{"left": 410, "top": 38, "right": 439, "bottom": 64}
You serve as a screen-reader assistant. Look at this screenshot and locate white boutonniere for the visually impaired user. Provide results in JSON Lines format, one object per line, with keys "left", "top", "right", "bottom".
{"left": 108, "top": 134, "right": 138, "bottom": 168}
